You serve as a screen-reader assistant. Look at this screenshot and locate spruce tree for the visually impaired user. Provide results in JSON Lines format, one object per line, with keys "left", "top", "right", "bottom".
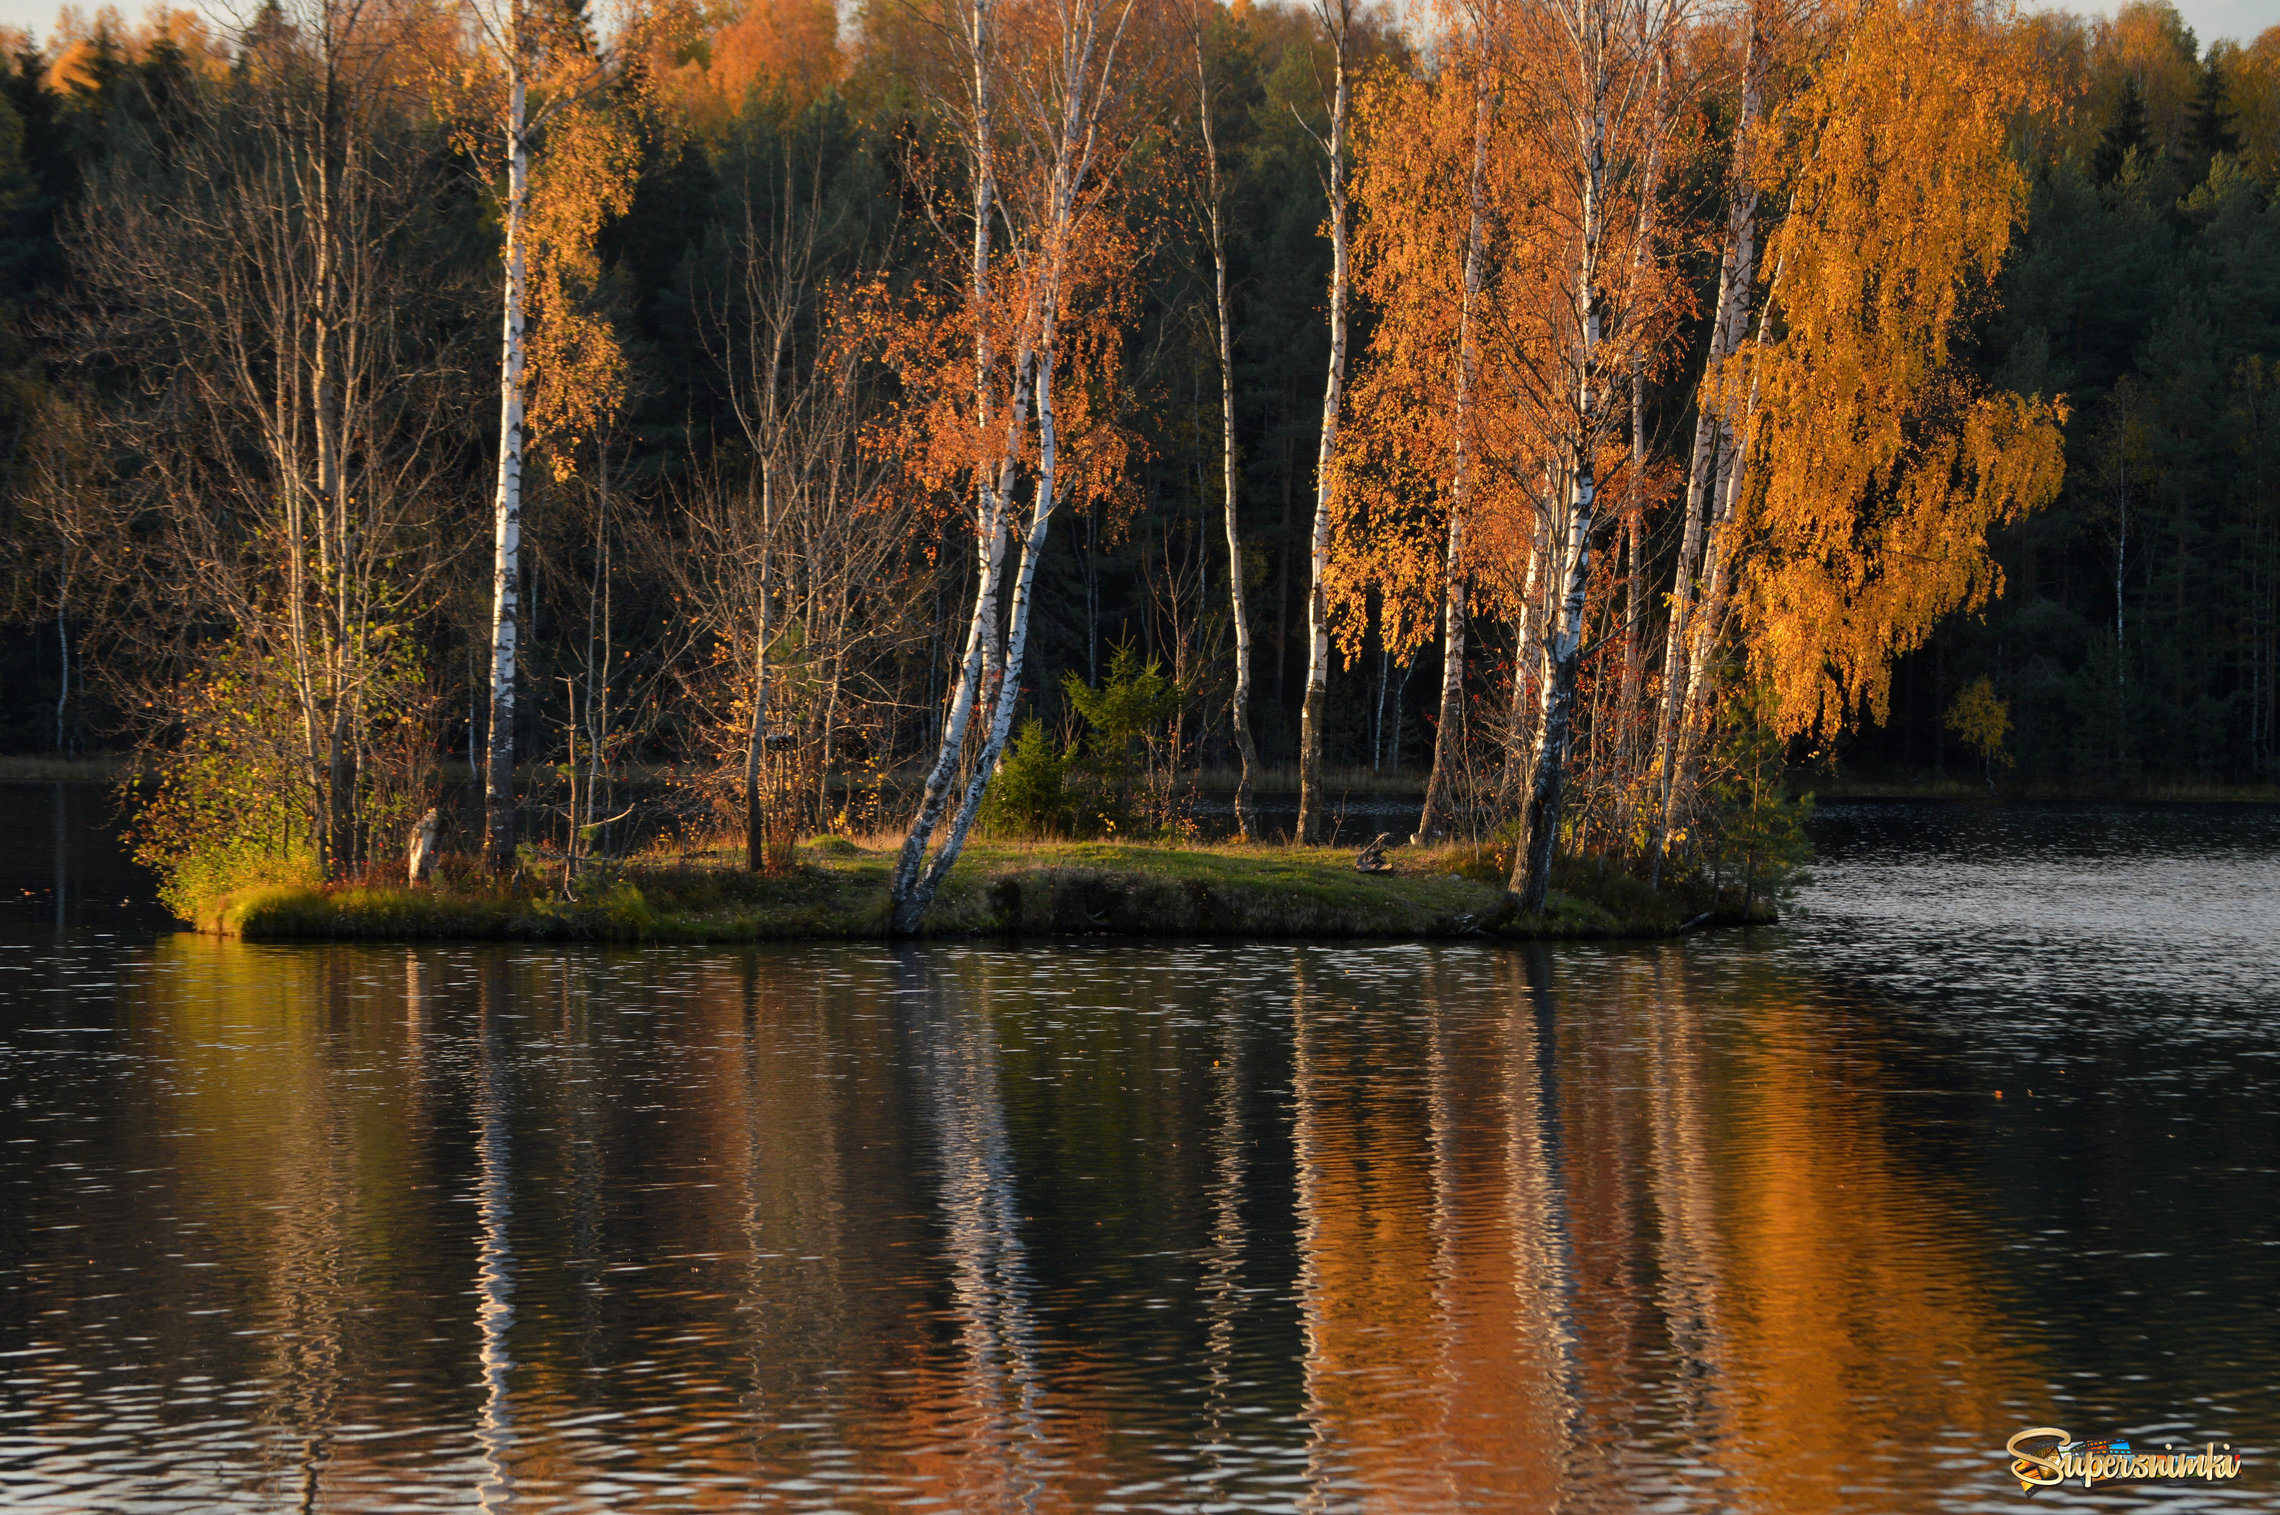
{"left": 2182, "top": 59, "right": 2240, "bottom": 179}
{"left": 2093, "top": 76, "right": 2150, "bottom": 185}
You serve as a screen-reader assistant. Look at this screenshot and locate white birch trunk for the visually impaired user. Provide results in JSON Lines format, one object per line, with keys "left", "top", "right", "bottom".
{"left": 1296, "top": 0, "right": 1353, "bottom": 847}
{"left": 483, "top": 52, "right": 528, "bottom": 872}
{"left": 928, "top": 334, "right": 1065, "bottom": 895}
{"left": 1507, "top": 0, "right": 1636, "bottom": 914}
{"left": 890, "top": 0, "right": 1136, "bottom": 930}
{"left": 1498, "top": 513, "right": 1547, "bottom": 814}
{"left": 1200, "top": 24, "right": 1259, "bottom": 842}
{"left": 1507, "top": 131, "right": 1605, "bottom": 914}
{"left": 890, "top": 0, "right": 1011, "bottom": 928}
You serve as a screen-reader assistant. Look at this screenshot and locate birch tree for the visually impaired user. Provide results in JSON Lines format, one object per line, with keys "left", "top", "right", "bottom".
{"left": 1489, "top": 0, "right": 1683, "bottom": 915}
{"left": 1194, "top": 0, "right": 1260, "bottom": 840}
{"left": 887, "top": 0, "right": 1154, "bottom": 933}
{"left": 71, "top": 0, "right": 461, "bottom": 887}
{"left": 1418, "top": 63, "right": 1494, "bottom": 843}
{"left": 1721, "top": 0, "right": 2066, "bottom": 745}
{"left": 1295, "top": 0, "right": 1357, "bottom": 846}
{"left": 1648, "top": 3, "right": 1763, "bottom": 879}
{"left": 462, "top": 0, "right": 615, "bottom": 871}
{"left": 1339, "top": 50, "right": 1496, "bottom": 842}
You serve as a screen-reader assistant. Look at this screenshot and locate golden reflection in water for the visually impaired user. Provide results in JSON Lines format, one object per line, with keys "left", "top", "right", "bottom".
{"left": 97, "top": 938, "right": 2049, "bottom": 1511}
{"left": 127, "top": 937, "right": 445, "bottom": 1507}
{"left": 1292, "top": 949, "right": 1574, "bottom": 1510}
{"left": 1283, "top": 944, "right": 2041, "bottom": 1512}
{"left": 1697, "top": 971, "right": 2036, "bottom": 1510}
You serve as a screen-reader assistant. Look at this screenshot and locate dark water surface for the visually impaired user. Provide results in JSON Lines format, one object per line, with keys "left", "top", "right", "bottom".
{"left": 4, "top": 785, "right": 2279, "bottom": 1511}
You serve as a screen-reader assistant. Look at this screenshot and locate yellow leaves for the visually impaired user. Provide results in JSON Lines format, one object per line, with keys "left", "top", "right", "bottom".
{"left": 526, "top": 101, "right": 641, "bottom": 474}
{"left": 1737, "top": 0, "right": 2068, "bottom": 739}
{"left": 656, "top": 0, "right": 844, "bottom": 130}
{"left": 527, "top": 103, "right": 640, "bottom": 265}
{"left": 1945, "top": 674, "right": 2012, "bottom": 762}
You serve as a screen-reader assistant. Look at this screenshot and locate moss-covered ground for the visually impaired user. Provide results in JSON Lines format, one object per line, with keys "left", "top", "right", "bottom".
{"left": 196, "top": 835, "right": 1774, "bottom": 943}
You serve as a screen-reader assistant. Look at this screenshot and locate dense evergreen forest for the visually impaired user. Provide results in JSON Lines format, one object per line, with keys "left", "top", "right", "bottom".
{"left": 0, "top": 0, "right": 2272, "bottom": 923}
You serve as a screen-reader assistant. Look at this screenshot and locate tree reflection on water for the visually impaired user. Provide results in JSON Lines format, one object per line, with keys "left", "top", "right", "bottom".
{"left": 0, "top": 928, "right": 2267, "bottom": 1511}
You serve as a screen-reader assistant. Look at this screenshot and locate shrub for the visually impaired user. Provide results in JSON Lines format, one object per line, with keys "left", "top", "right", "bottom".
{"left": 126, "top": 646, "right": 323, "bottom": 920}
{"left": 1061, "top": 639, "right": 1185, "bottom": 836}
{"left": 981, "top": 717, "right": 1078, "bottom": 837}
{"left": 127, "top": 631, "right": 439, "bottom": 921}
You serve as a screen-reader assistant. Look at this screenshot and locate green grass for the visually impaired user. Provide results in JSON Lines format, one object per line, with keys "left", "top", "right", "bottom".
{"left": 201, "top": 835, "right": 1773, "bottom": 944}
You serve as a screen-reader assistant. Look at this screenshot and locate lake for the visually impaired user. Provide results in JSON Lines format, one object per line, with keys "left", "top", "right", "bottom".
{"left": 3, "top": 783, "right": 2278, "bottom": 1511}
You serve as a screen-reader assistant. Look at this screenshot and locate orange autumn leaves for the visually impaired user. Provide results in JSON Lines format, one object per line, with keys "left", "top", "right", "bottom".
{"left": 526, "top": 101, "right": 641, "bottom": 479}
{"left": 1739, "top": 0, "right": 2066, "bottom": 736}
{"left": 1333, "top": 0, "right": 2065, "bottom": 742}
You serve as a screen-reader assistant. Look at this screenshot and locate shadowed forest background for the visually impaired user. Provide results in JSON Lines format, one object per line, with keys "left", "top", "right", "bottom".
{"left": 0, "top": 0, "right": 2274, "bottom": 908}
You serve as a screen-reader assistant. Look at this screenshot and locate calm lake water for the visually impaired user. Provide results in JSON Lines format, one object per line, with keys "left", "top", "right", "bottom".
{"left": 4, "top": 784, "right": 2279, "bottom": 1512}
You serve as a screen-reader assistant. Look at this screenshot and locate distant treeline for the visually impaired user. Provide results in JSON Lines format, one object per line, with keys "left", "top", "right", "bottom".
{"left": 0, "top": 0, "right": 2270, "bottom": 923}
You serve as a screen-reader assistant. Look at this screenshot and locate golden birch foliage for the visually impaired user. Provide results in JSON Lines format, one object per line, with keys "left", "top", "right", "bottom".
{"left": 1334, "top": 65, "right": 1476, "bottom": 665}
{"left": 1338, "top": 45, "right": 1600, "bottom": 654}
{"left": 863, "top": 93, "right": 1144, "bottom": 539}
{"left": 1736, "top": 0, "right": 2066, "bottom": 738}
{"left": 526, "top": 100, "right": 640, "bottom": 477}
{"left": 705, "top": 0, "right": 841, "bottom": 114}
{"left": 2234, "top": 27, "right": 2280, "bottom": 181}
{"left": 645, "top": 0, "right": 843, "bottom": 128}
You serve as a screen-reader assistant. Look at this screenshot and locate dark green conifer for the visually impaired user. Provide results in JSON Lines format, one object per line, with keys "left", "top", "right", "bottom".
{"left": 2093, "top": 76, "right": 2150, "bottom": 185}
{"left": 2181, "top": 58, "right": 2240, "bottom": 177}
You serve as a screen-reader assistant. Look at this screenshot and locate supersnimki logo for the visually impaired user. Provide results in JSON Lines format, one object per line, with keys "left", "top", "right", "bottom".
{"left": 2005, "top": 1427, "right": 2244, "bottom": 1493}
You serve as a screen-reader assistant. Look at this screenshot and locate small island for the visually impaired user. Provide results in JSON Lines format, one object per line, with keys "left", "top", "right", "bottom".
{"left": 195, "top": 836, "right": 1777, "bottom": 944}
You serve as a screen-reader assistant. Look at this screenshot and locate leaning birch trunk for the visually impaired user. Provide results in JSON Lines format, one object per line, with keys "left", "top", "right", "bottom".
{"left": 483, "top": 48, "right": 529, "bottom": 873}
{"left": 892, "top": 0, "right": 1134, "bottom": 929}
{"left": 1296, "top": 0, "right": 1354, "bottom": 847}
{"left": 890, "top": 0, "right": 1011, "bottom": 931}
{"left": 923, "top": 330, "right": 1068, "bottom": 899}
{"left": 1506, "top": 15, "right": 1611, "bottom": 917}
{"left": 888, "top": 354, "right": 1028, "bottom": 928}
{"left": 1649, "top": 23, "right": 1758, "bottom": 883}
{"left": 1417, "top": 83, "right": 1491, "bottom": 845}
{"left": 1199, "top": 26, "right": 1259, "bottom": 842}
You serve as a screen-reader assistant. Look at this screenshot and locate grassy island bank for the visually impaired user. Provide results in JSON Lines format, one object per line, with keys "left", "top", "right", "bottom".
{"left": 194, "top": 838, "right": 1775, "bottom": 945}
